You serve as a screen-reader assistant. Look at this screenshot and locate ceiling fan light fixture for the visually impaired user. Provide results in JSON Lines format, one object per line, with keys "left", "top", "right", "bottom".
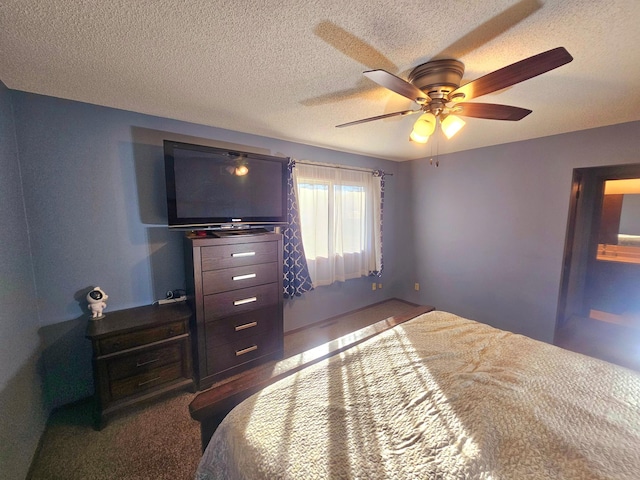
{"left": 441, "top": 114, "right": 465, "bottom": 139}
{"left": 409, "top": 130, "right": 430, "bottom": 143}
{"left": 410, "top": 113, "right": 436, "bottom": 143}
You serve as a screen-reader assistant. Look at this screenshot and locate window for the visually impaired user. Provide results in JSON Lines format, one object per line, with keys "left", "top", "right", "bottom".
{"left": 294, "top": 163, "right": 382, "bottom": 287}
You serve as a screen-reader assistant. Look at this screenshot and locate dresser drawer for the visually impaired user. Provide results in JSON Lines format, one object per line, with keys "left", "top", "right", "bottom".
{"left": 206, "top": 331, "right": 280, "bottom": 375}
{"left": 204, "top": 283, "right": 279, "bottom": 321}
{"left": 107, "top": 343, "right": 184, "bottom": 381}
{"left": 98, "top": 321, "right": 186, "bottom": 355}
{"left": 110, "top": 362, "right": 184, "bottom": 401}
{"left": 202, "top": 262, "right": 278, "bottom": 294}
{"left": 201, "top": 241, "right": 278, "bottom": 271}
{"left": 205, "top": 306, "right": 280, "bottom": 348}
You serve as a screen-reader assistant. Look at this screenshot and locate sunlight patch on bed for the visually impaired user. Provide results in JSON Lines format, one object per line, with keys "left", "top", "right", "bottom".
{"left": 381, "top": 326, "right": 481, "bottom": 465}
{"left": 248, "top": 321, "right": 484, "bottom": 477}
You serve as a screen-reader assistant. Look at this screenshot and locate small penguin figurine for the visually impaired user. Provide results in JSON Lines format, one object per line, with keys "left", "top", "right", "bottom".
{"left": 87, "top": 287, "right": 108, "bottom": 319}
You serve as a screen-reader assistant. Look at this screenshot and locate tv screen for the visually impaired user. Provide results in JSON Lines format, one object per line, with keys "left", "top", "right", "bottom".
{"left": 164, "top": 140, "right": 288, "bottom": 229}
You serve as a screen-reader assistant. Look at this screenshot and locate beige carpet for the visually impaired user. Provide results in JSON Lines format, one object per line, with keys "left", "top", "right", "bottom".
{"left": 28, "top": 298, "right": 417, "bottom": 479}
{"left": 28, "top": 390, "right": 200, "bottom": 480}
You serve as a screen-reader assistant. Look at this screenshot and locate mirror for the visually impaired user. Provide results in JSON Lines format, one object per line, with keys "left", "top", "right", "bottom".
{"left": 599, "top": 179, "right": 640, "bottom": 245}
{"left": 619, "top": 194, "right": 640, "bottom": 244}
{"left": 597, "top": 178, "right": 640, "bottom": 263}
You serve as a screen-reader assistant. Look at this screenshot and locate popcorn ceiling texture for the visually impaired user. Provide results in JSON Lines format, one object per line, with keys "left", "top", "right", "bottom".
{"left": 1, "top": 0, "right": 639, "bottom": 161}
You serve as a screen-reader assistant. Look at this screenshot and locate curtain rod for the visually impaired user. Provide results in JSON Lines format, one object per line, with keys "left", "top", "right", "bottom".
{"left": 294, "top": 159, "right": 393, "bottom": 176}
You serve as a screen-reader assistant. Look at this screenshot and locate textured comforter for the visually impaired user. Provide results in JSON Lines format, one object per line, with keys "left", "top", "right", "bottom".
{"left": 196, "top": 311, "right": 640, "bottom": 479}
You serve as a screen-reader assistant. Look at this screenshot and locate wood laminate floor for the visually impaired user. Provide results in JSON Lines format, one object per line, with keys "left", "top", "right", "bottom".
{"left": 284, "top": 298, "right": 418, "bottom": 357}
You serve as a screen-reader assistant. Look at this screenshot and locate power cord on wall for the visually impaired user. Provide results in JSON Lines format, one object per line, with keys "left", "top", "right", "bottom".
{"left": 166, "top": 289, "right": 186, "bottom": 299}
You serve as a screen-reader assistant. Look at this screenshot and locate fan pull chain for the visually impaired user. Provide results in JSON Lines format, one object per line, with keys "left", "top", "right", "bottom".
{"left": 429, "top": 125, "right": 440, "bottom": 167}
{"left": 429, "top": 134, "right": 434, "bottom": 166}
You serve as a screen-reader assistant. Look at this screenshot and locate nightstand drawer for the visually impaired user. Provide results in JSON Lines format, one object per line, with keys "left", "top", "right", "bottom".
{"left": 205, "top": 306, "right": 280, "bottom": 347}
{"left": 98, "top": 321, "right": 186, "bottom": 355}
{"left": 201, "top": 242, "right": 278, "bottom": 271}
{"left": 204, "top": 283, "right": 279, "bottom": 321}
{"left": 206, "top": 331, "right": 280, "bottom": 375}
{"left": 202, "top": 262, "right": 278, "bottom": 294}
{"left": 107, "top": 343, "right": 183, "bottom": 381}
{"left": 110, "top": 362, "right": 183, "bottom": 401}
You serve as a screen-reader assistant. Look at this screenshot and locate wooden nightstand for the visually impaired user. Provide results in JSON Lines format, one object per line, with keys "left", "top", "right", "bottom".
{"left": 86, "top": 302, "right": 194, "bottom": 429}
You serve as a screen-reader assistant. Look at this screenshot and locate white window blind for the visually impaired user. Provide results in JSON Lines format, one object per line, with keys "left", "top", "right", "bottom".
{"left": 294, "top": 163, "right": 382, "bottom": 287}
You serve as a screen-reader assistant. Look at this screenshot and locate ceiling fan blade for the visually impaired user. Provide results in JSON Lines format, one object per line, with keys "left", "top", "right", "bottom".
{"left": 454, "top": 103, "right": 532, "bottom": 121}
{"left": 363, "top": 70, "right": 431, "bottom": 104}
{"left": 450, "top": 47, "right": 573, "bottom": 101}
{"left": 336, "top": 109, "right": 419, "bottom": 128}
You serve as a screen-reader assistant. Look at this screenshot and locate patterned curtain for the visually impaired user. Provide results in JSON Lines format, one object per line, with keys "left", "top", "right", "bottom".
{"left": 370, "top": 169, "right": 385, "bottom": 277}
{"left": 283, "top": 158, "right": 314, "bottom": 298}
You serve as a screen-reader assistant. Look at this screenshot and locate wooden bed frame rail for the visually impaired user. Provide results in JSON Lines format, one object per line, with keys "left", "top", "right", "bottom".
{"left": 189, "top": 304, "right": 435, "bottom": 449}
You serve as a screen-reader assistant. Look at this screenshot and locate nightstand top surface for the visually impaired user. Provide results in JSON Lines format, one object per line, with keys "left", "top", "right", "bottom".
{"left": 86, "top": 302, "right": 192, "bottom": 339}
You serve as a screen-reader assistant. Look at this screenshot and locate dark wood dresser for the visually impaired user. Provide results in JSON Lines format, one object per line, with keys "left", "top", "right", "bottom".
{"left": 86, "top": 302, "right": 194, "bottom": 429}
{"left": 185, "top": 232, "right": 284, "bottom": 390}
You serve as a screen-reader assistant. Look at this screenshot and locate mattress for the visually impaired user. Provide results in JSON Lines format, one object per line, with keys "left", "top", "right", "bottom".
{"left": 196, "top": 311, "right": 640, "bottom": 479}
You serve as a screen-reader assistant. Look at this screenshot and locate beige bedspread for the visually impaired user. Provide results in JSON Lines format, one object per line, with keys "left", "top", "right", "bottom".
{"left": 196, "top": 311, "right": 640, "bottom": 479}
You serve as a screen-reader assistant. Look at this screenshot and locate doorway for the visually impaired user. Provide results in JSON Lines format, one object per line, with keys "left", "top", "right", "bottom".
{"left": 555, "top": 163, "right": 640, "bottom": 371}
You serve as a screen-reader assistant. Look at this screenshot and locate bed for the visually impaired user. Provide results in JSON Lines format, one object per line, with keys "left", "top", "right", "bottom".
{"left": 195, "top": 310, "right": 640, "bottom": 479}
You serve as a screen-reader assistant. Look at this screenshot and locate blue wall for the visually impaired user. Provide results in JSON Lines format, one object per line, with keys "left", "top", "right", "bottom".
{"left": 0, "top": 82, "right": 46, "bottom": 478}
{"left": 400, "top": 121, "right": 640, "bottom": 342}
{"left": 10, "top": 91, "right": 402, "bottom": 409}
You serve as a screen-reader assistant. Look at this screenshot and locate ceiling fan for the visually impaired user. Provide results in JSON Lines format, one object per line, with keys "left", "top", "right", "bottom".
{"left": 336, "top": 47, "right": 573, "bottom": 143}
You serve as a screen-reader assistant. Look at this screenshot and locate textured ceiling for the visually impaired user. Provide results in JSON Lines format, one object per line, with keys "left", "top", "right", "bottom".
{"left": 2, "top": 0, "right": 639, "bottom": 161}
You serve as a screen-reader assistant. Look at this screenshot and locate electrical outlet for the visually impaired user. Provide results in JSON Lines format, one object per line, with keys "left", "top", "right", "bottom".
{"left": 414, "top": 283, "right": 420, "bottom": 291}
{"left": 372, "top": 282, "right": 377, "bottom": 291}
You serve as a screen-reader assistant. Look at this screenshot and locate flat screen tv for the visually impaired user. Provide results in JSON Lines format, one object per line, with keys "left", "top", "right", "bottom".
{"left": 164, "top": 140, "right": 288, "bottom": 230}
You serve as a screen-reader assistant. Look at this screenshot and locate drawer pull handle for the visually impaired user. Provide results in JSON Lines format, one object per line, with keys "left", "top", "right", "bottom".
{"left": 234, "top": 296, "right": 257, "bottom": 306}
{"left": 235, "top": 321, "right": 258, "bottom": 331}
{"left": 233, "top": 273, "right": 256, "bottom": 281}
{"left": 236, "top": 345, "right": 258, "bottom": 356}
{"left": 232, "top": 251, "right": 256, "bottom": 258}
{"left": 136, "top": 357, "right": 160, "bottom": 367}
{"left": 137, "top": 376, "right": 161, "bottom": 387}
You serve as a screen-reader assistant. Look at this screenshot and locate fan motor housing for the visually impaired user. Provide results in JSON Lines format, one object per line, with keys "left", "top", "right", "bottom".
{"left": 408, "top": 59, "right": 464, "bottom": 98}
